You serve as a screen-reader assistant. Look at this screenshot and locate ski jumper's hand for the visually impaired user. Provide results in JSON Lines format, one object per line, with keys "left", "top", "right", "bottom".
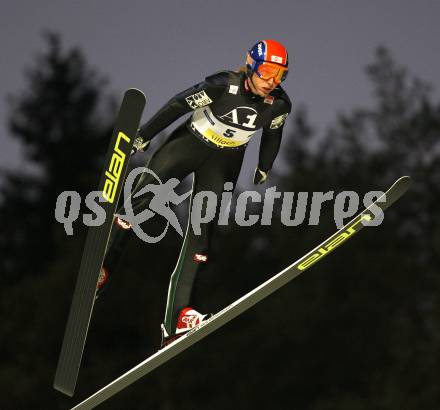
{"left": 253, "top": 167, "right": 269, "bottom": 184}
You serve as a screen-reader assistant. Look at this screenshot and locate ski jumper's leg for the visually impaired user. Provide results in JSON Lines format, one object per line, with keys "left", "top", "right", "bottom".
{"left": 163, "top": 147, "right": 245, "bottom": 335}
{"left": 103, "top": 124, "right": 209, "bottom": 273}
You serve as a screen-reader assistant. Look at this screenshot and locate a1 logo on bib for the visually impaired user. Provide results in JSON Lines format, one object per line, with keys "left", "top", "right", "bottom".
{"left": 219, "top": 107, "right": 258, "bottom": 129}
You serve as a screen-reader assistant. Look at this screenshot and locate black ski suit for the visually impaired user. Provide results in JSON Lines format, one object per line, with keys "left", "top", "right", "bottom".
{"left": 105, "top": 70, "right": 292, "bottom": 335}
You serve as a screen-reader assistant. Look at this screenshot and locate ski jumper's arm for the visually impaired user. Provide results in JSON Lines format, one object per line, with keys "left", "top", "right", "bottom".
{"left": 257, "top": 92, "right": 292, "bottom": 173}
{"left": 138, "top": 72, "right": 229, "bottom": 141}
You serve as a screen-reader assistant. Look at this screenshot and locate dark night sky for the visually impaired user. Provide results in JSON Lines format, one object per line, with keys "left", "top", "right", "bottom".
{"left": 1, "top": 4, "right": 439, "bottom": 407}
{"left": 1, "top": 0, "right": 440, "bottom": 180}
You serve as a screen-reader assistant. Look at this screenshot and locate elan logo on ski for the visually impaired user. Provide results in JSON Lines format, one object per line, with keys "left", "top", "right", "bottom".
{"left": 298, "top": 213, "right": 372, "bottom": 270}
{"left": 102, "top": 131, "right": 132, "bottom": 204}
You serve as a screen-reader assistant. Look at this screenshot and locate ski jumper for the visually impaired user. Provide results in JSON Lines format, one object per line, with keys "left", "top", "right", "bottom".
{"left": 105, "top": 70, "right": 292, "bottom": 336}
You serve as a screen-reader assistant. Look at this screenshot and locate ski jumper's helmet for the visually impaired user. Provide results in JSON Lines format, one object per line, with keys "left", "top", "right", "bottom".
{"left": 246, "top": 39, "right": 289, "bottom": 84}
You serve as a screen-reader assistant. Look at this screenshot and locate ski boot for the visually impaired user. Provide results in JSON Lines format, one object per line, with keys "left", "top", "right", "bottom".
{"left": 160, "top": 307, "right": 212, "bottom": 348}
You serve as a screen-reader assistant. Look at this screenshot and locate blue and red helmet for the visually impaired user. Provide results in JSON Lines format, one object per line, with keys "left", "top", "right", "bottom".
{"left": 246, "top": 39, "right": 289, "bottom": 84}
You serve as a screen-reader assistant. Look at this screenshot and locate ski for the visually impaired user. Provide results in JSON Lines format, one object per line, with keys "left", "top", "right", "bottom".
{"left": 71, "top": 176, "right": 411, "bottom": 410}
{"left": 54, "top": 89, "right": 147, "bottom": 397}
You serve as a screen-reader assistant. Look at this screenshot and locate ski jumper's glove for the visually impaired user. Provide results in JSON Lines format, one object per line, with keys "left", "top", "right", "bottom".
{"left": 253, "top": 167, "right": 269, "bottom": 185}
{"left": 131, "top": 132, "right": 150, "bottom": 155}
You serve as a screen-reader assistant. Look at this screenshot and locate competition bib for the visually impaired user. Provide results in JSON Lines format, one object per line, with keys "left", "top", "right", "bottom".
{"left": 190, "top": 107, "right": 256, "bottom": 148}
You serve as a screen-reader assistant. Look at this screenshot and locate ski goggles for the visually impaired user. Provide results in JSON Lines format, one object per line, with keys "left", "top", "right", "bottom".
{"left": 255, "top": 62, "right": 288, "bottom": 83}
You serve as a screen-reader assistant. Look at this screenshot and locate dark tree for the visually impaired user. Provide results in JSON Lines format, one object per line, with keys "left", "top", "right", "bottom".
{"left": 1, "top": 32, "right": 113, "bottom": 282}
{"left": 0, "top": 32, "right": 115, "bottom": 409}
